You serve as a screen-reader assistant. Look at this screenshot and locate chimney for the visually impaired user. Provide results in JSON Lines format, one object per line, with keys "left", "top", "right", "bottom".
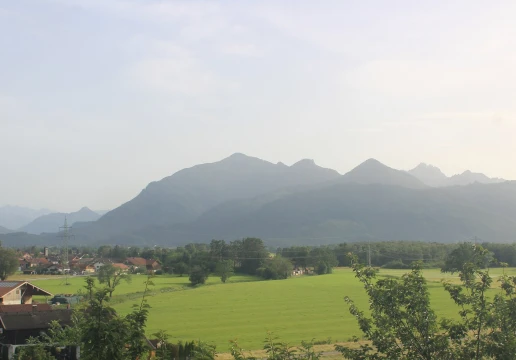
{"left": 32, "top": 304, "right": 37, "bottom": 313}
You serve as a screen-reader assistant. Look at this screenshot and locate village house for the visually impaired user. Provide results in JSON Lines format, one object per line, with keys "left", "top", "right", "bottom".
{"left": 0, "top": 281, "right": 52, "bottom": 305}
{"left": 112, "top": 263, "right": 130, "bottom": 272}
{"left": 0, "top": 281, "right": 75, "bottom": 354}
{"left": 93, "top": 258, "right": 113, "bottom": 272}
{"left": 126, "top": 257, "right": 161, "bottom": 273}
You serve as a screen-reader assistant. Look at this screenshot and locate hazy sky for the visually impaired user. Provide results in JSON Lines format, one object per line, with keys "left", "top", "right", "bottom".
{"left": 1, "top": 0, "right": 515, "bottom": 212}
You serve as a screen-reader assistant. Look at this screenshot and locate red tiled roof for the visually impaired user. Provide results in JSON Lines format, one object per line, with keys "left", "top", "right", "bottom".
{"left": 112, "top": 263, "right": 129, "bottom": 270}
{"left": 0, "top": 304, "right": 52, "bottom": 313}
{"left": 126, "top": 257, "right": 147, "bottom": 266}
{"left": 31, "top": 258, "right": 50, "bottom": 265}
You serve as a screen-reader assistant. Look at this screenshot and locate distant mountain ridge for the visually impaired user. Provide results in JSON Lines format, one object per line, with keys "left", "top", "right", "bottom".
{"left": 0, "top": 205, "right": 53, "bottom": 230}
{"left": 1, "top": 154, "right": 514, "bottom": 247}
{"left": 340, "top": 159, "right": 427, "bottom": 189}
{"left": 20, "top": 207, "right": 102, "bottom": 234}
{"left": 408, "top": 163, "right": 505, "bottom": 187}
{"left": 0, "top": 225, "right": 13, "bottom": 234}
{"left": 77, "top": 153, "right": 341, "bottom": 240}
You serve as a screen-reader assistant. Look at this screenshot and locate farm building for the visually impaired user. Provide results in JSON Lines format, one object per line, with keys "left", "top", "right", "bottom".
{"left": 0, "top": 281, "right": 52, "bottom": 305}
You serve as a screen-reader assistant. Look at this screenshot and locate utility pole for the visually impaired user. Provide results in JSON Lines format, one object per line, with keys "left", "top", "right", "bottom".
{"left": 58, "top": 217, "right": 72, "bottom": 286}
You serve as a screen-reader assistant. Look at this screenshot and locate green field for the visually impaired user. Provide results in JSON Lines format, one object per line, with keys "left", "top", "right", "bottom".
{"left": 18, "top": 267, "right": 516, "bottom": 352}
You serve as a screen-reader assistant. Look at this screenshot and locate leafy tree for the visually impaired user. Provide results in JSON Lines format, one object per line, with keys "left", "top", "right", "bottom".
{"left": 0, "top": 247, "right": 18, "bottom": 280}
{"left": 337, "top": 255, "right": 453, "bottom": 359}
{"left": 258, "top": 255, "right": 293, "bottom": 280}
{"left": 191, "top": 340, "right": 217, "bottom": 360}
{"left": 84, "top": 276, "right": 96, "bottom": 300}
{"left": 174, "top": 261, "right": 189, "bottom": 277}
{"left": 339, "top": 246, "right": 516, "bottom": 360}
{"left": 97, "top": 264, "right": 131, "bottom": 297}
{"left": 309, "top": 247, "right": 337, "bottom": 274}
{"left": 238, "top": 238, "right": 269, "bottom": 275}
{"left": 26, "top": 275, "right": 155, "bottom": 360}
{"left": 124, "top": 275, "right": 154, "bottom": 360}
{"left": 97, "top": 245, "right": 112, "bottom": 258}
{"left": 189, "top": 265, "right": 208, "bottom": 286}
{"left": 442, "top": 242, "right": 493, "bottom": 273}
{"left": 215, "top": 260, "right": 234, "bottom": 283}
{"left": 153, "top": 330, "right": 170, "bottom": 359}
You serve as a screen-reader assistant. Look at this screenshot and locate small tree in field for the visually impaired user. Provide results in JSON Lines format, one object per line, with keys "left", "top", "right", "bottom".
{"left": 215, "top": 260, "right": 234, "bottom": 283}
{"left": 97, "top": 264, "right": 131, "bottom": 297}
{"left": 189, "top": 265, "right": 208, "bottom": 286}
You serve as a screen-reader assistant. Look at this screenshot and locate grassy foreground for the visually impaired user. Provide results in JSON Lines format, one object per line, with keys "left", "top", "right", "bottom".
{"left": 19, "top": 267, "right": 516, "bottom": 352}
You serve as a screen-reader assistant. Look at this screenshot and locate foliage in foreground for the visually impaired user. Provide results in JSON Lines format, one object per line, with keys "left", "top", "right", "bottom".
{"left": 230, "top": 332, "right": 322, "bottom": 360}
{"left": 338, "top": 245, "right": 516, "bottom": 360}
{"left": 16, "top": 275, "right": 154, "bottom": 360}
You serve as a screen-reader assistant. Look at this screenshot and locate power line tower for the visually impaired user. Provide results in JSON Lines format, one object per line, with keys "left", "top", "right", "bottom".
{"left": 58, "top": 217, "right": 72, "bottom": 286}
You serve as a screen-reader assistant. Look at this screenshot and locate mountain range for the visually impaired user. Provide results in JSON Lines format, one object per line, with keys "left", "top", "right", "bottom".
{"left": 19, "top": 207, "right": 102, "bottom": 235}
{"left": 0, "top": 205, "right": 53, "bottom": 230}
{"left": 1, "top": 154, "right": 514, "bottom": 247}
{"left": 408, "top": 163, "right": 505, "bottom": 187}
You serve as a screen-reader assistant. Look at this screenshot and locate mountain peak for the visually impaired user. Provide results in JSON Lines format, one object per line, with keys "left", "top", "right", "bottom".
{"left": 408, "top": 163, "right": 448, "bottom": 187}
{"left": 354, "top": 158, "right": 388, "bottom": 170}
{"left": 291, "top": 159, "right": 316, "bottom": 168}
{"left": 342, "top": 159, "right": 426, "bottom": 189}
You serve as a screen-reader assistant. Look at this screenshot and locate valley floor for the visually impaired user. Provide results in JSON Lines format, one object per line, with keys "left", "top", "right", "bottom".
{"left": 17, "top": 267, "right": 516, "bottom": 352}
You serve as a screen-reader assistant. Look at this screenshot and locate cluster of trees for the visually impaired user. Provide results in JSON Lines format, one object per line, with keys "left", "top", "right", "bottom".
{"left": 161, "top": 238, "right": 299, "bottom": 283}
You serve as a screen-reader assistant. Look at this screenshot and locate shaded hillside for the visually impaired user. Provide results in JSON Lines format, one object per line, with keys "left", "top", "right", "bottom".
{"left": 20, "top": 207, "right": 101, "bottom": 234}
{"left": 0, "top": 205, "right": 53, "bottom": 229}
{"left": 75, "top": 153, "right": 340, "bottom": 239}
{"left": 116, "top": 181, "right": 516, "bottom": 247}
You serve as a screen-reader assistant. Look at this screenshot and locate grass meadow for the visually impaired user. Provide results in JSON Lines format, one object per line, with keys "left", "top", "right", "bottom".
{"left": 16, "top": 267, "right": 516, "bottom": 352}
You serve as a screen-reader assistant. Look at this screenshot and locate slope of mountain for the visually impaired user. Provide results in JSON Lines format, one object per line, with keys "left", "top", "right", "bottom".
{"left": 409, "top": 163, "right": 506, "bottom": 187}
{"left": 76, "top": 153, "right": 341, "bottom": 239}
{"left": 0, "top": 225, "right": 13, "bottom": 234}
{"left": 20, "top": 207, "right": 101, "bottom": 234}
{"left": 136, "top": 181, "right": 516, "bottom": 246}
{"left": 408, "top": 163, "right": 448, "bottom": 187}
{"left": 1, "top": 155, "right": 514, "bottom": 248}
{"left": 340, "top": 159, "right": 427, "bottom": 189}
{"left": 0, "top": 205, "right": 53, "bottom": 229}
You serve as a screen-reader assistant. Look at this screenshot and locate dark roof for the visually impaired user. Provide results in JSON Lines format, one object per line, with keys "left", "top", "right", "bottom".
{"left": 0, "top": 281, "right": 24, "bottom": 297}
{"left": 0, "top": 304, "right": 52, "bottom": 313}
{"left": 0, "top": 309, "right": 73, "bottom": 330}
{"left": 0, "top": 281, "right": 53, "bottom": 298}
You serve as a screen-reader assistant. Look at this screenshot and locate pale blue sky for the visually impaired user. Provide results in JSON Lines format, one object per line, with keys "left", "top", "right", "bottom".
{"left": 1, "top": 0, "right": 515, "bottom": 211}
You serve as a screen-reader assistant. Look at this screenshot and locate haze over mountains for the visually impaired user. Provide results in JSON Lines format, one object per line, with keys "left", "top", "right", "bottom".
{"left": 408, "top": 163, "right": 505, "bottom": 187}
{"left": 0, "top": 205, "right": 53, "bottom": 230}
{"left": 0, "top": 225, "right": 13, "bottom": 235}
{"left": 1, "top": 154, "right": 514, "bottom": 247}
{"left": 19, "top": 207, "right": 102, "bottom": 235}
